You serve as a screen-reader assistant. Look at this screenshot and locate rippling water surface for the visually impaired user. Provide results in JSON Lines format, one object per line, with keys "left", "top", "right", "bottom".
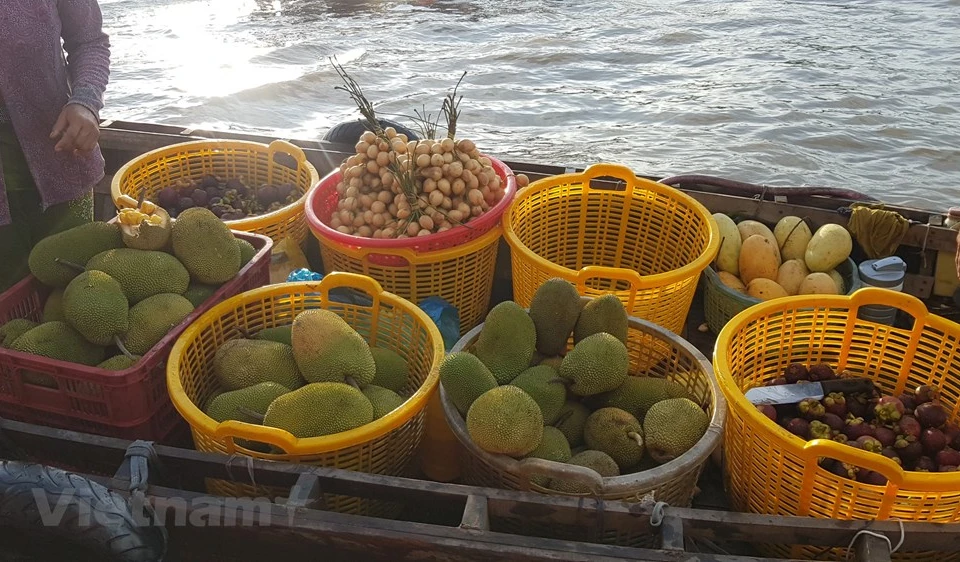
{"left": 99, "top": 0, "right": 960, "bottom": 210}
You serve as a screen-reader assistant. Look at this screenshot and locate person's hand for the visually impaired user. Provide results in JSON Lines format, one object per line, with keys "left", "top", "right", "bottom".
{"left": 50, "top": 104, "right": 100, "bottom": 154}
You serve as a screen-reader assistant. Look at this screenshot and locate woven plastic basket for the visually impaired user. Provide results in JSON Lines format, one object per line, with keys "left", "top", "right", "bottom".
{"left": 166, "top": 272, "right": 445, "bottom": 517}
{"left": 702, "top": 257, "right": 863, "bottom": 334}
{"left": 714, "top": 287, "right": 960, "bottom": 561}
{"left": 502, "top": 163, "right": 719, "bottom": 337}
{"left": 111, "top": 139, "right": 320, "bottom": 245}
{"left": 439, "top": 298, "right": 726, "bottom": 547}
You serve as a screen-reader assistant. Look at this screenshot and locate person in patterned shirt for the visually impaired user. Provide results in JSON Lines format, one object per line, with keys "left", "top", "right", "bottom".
{"left": 0, "top": 0, "right": 111, "bottom": 292}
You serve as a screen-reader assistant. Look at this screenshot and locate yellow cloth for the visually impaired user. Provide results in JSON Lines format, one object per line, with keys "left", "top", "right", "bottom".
{"left": 846, "top": 203, "right": 909, "bottom": 259}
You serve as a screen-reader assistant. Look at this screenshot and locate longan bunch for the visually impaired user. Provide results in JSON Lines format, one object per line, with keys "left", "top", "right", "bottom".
{"left": 329, "top": 126, "right": 510, "bottom": 239}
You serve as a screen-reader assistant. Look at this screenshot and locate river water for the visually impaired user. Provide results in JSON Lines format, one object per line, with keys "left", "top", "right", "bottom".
{"left": 98, "top": 0, "right": 960, "bottom": 211}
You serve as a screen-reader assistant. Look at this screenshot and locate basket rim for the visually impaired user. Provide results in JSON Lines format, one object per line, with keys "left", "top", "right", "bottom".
{"left": 712, "top": 286, "right": 960, "bottom": 491}
{"left": 703, "top": 256, "right": 863, "bottom": 305}
{"left": 500, "top": 163, "right": 721, "bottom": 290}
{"left": 439, "top": 297, "right": 727, "bottom": 495}
{"left": 304, "top": 153, "right": 517, "bottom": 250}
{"left": 109, "top": 138, "right": 320, "bottom": 231}
{"left": 165, "top": 273, "right": 446, "bottom": 455}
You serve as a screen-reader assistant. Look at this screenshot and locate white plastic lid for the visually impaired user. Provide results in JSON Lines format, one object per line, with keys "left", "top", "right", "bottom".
{"left": 858, "top": 256, "right": 906, "bottom": 288}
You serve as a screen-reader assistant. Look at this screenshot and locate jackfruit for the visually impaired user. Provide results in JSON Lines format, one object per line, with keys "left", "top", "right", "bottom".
{"left": 466, "top": 385, "right": 544, "bottom": 457}
{"left": 361, "top": 385, "right": 406, "bottom": 419}
{"left": 539, "top": 356, "right": 564, "bottom": 370}
{"left": 119, "top": 204, "right": 172, "bottom": 251}
{"left": 10, "top": 321, "right": 106, "bottom": 367}
{"left": 42, "top": 289, "right": 65, "bottom": 322}
{"left": 62, "top": 270, "right": 130, "bottom": 346}
{"left": 583, "top": 407, "right": 645, "bottom": 471}
{"left": 291, "top": 309, "right": 376, "bottom": 386}
{"left": 204, "top": 381, "right": 291, "bottom": 423}
{"left": 509, "top": 365, "right": 567, "bottom": 425}
{"left": 97, "top": 354, "right": 140, "bottom": 371}
{"left": 558, "top": 332, "right": 629, "bottom": 396}
{"left": 643, "top": 398, "right": 709, "bottom": 464}
{"left": 547, "top": 450, "right": 620, "bottom": 494}
{"left": 236, "top": 238, "right": 257, "bottom": 266}
{"left": 529, "top": 351, "right": 547, "bottom": 368}
{"left": 253, "top": 325, "right": 292, "bottom": 346}
{"left": 213, "top": 338, "right": 305, "bottom": 391}
{"left": 182, "top": 282, "right": 219, "bottom": 308}
{"left": 553, "top": 400, "right": 591, "bottom": 448}
{"left": 524, "top": 426, "right": 572, "bottom": 487}
{"left": 123, "top": 293, "right": 195, "bottom": 355}
{"left": 591, "top": 376, "right": 691, "bottom": 423}
{"left": 0, "top": 319, "right": 38, "bottom": 348}
{"left": 369, "top": 346, "right": 409, "bottom": 393}
{"left": 263, "top": 382, "right": 374, "bottom": 438}
{"left": 27, "top": 222, "right": 122, "bottom": 288}
{"left": 472, "top": 301, "right": 537, "bottom": 384}
{"left": 573, "top": 294, "right": 628, "bottom": 345}
{"left": 171, "top": 207, "right": 242, "bottom": 284}
{"left": 528, "top": 278, "right": 584, "bottom": 356}
{"left": 439, "top": 351, "right": 499, "bottom": 415}
{"left": 85, "top": 248, "right": 190, "bottom": 304}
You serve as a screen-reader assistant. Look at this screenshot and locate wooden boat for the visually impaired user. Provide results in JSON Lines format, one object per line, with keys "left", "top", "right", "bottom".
{"left": 2, "top": 118, "right": 959, "bottom": 561}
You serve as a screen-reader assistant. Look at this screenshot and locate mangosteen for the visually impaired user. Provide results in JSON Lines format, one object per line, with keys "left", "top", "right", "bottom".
{"left": 846, "top": 393, "right": 871, "bottom": 419}
{"left": 765, "top": 376, "right": 788, "bottom": 387}
{"left": 786, "top": 418, "right": 810, "bottom": 438}
{"left": 200, "top": 174, "right": 220, "bottom": 189}
{"left": 799, "top": 398, "right": 826, "bottom": 420}
{"left": 914, "top": 456, "right": 937, "bottom": 472}
{"left": 823, "top": 392, "right": 847, "bottom": 418}
{"left": 898, "top": 393, "right": 917, "bottom": 413}
{"left": 178, "top": 196, "right": 195, "bottom": 210}
{"left": 209, "top": 196, "right": 223, "bottom": 207}
{"left": 843, "top": 417, "right": 875, "bottom": 440}
{"left": 936, "top": 447, "right": 960, "bottom": 468}
{"left": 257, "top": 185, "right": 279, "bottom": 207}
{"left": 822, "top": 412, "right": 845, "bottom": 432}
{"left": 874, "top": 395, "right": 905, "bottom": 424}
{"left": 855, "top": 435, "right": 883, "bottom": 454}
{"left": 158, "top": 187, "right": 179, "bottom": 209}
{"left": 946, "top": 423, "right": 960, "bottom": 450}
{"left": 828, "top": 461, "right": 858, "bottom": 480}
{"left": 808, "top": 420, "right": 833, "bottom": 440}
{"left": 880, "top": 446, "right": 902, "bottom": 465}
{"left": 191, "top": 188, "right": 209, "bottom": 208}
{"left": 784, "top": 363, "right": 809, "bottom": 383}
{"left": 226, "top": 177, "right": 246, "bottom": 190}
{"left": 857, "top": 470, "right": 888, "bottom": 486}
{"left": 940, "top": 465, "right": 959, "bottom": 472}
{"left": 276, "top": 183, "right": 295, "bottom": 200}
{"left": 915, "top": 384, "right": 939, "bottom": 405}
{"left": 895, "top": 440, "right": 923, "bottom": 464}
{"left": 874, "top": 426, "right": 897, "bottom": 448}
{"left": 916, "top": 402, "right": 948, "bottom": 429}
{"left": 756, "top": 404, "right": 777, "bottom": 422}
{"left": 921, "top": 427, "right": 947, "bottom": 457}
{"left": 808, "top": 362, "right": 836, "bottom": 382}
{"left": 897, "top": 415, "right": 922, "bottom": 441}
{"left": 223, "top": 209, "right": 247, "bottom": 221}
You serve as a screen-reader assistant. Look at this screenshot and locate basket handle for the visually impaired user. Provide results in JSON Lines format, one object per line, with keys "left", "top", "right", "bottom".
{"left": 578, "top": 163, "right": 640, "bottom": 196}
{"left": 268, "top": 139, "right": 309, "bottom": 167}
{"left": 330, "top": 243, "right": 420, "bottom": 266}
{"left": 317, "top": 271, "right": 385, "bottom": 298}
{"left": 797, "top": 438, "right": 904, "bottom": 516}
{"left": 517, "top": 457, "right": 605, "bottom": 494}
{"left": 212, "top": 419, "right": 301, "bottom": 454}
{"left": 575, "top": 265, "right": 646, "bottom": 293}
{"left": 847, "top": 287, "right": 929, "bottom": 322}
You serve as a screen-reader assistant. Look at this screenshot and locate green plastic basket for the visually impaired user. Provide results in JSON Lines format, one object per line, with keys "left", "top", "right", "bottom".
{"left": 702, "top": 257, "right": 861, "bottom": 334}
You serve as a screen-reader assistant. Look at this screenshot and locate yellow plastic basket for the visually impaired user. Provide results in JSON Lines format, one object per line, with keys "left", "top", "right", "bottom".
{"left": 439, "top": 299, "right": 726, "bottom": 548}
{"left": 714, "top": 287, "right": 960, "bottom": 561}
{"left": 111, "top": 139, "right": 320, "bottom": 246}
{"left": 503, "top": 163, "right": 719, "bottom": 337}
{"left": 166, "top": 272, "right": 445, "bottom": 516}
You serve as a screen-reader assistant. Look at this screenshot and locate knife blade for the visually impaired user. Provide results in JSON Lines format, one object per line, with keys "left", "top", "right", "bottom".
{"left": 744, "top": 377, "right": 876, "bottom": 406}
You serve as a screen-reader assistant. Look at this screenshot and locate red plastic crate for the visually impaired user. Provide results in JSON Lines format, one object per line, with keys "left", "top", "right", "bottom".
{"left": 0, "top": 230, "right": 273, "bottom": 443}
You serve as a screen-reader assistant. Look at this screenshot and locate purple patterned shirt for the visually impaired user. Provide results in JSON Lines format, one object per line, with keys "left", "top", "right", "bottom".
{"left": 0, "top": 0, "right": 111, "bottom": 226}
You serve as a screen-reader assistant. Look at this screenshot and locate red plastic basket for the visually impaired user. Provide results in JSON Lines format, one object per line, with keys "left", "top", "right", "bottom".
{"left": 0, "top": 230, "right": 272, "bottom": 443}
{"left": 305, "top": 154, "right": 517, "bottom": 267}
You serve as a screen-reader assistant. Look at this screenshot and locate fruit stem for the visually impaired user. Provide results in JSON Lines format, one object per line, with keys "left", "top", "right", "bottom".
{"left": 114, "top": 336, "right": 135, "bottom": 360}
{"left": 628, "top": 431, "right": 644, "bottom": 447}
{"left": 54, "top": 258, "right": 87, "bottom": 273}
{"left": 237, "top": 407, "right": 266, "bottom": 423}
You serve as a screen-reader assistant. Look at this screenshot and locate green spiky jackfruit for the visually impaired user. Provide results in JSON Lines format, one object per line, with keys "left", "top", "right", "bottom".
{"left": 528, "top": 278, "right": 584, "bottom": 356}
{"left": 62, "top": 270, "right": 130, "bottom": 346}
{"left": 466, "top": 385, "right": 544, "bottom": 458}
{"left": 592, "top": 376, "right": 691, "bottom": 423}
{"left": 204, "top": 382, "right": 291, "bottom": 423}
{"left": 263, "top": 382, "right": 374, "bottom": 438}
{"left": 42, "top": 289, "right": 65, "bottom": 322}
{"left": 369, "top": 346, "right": 409, "bottom": 393}
{"left": 123, "top": 293, "right": 194, "bottom": 355}
{"left": 171, "top": 207, "right": 241, "bottom": 284}
{"left": 643, "top": 398, "right": 709, "bottom": 464}
{"left": 439, "top": 351, "right": 498, "bottom": 415}
{"left": 290, "top": 309, "right": 375, "bottom": 386}
{"left": 253, "top": 325, "right": 292, "bottom": 346}
{"left": 472, "top": 301, "right": 537, "bottom": 384}
{"left": 547, "top": 450, "right": 620, "bottom": 494}
{"left": 0, "top": 319, "right": 38, "bottom": 348}
{"left": 553, "top": 400, "right": 591, "bottom": 448}
{"left": 27, "top": 222, "right": 122, "bottom": 288}
{"left": 236, "top": 238, "right": 257, "bottom": 266}
{"left": 362, "top": 385, "right": 406, "bottom": 419}
{"left": 10, "top": 321, "right": 105, "bottom": 367}
{"left": 214, "top": 338, "right": 305, "bottom": 391}
{"left": 85, "top": 248, "right": 190, "bottom": 304}
{"left": 583, "top": 407, "right": 645, "bottom": 471}
{"left": 558, "top": 332, "right": 629, "bottom": 396}
{"left": 574, "top": 294, "right": 628, "bottom": 344}
{"left": 97, "top": 354, "right": 141, "bottom": 371}
{"left": 524, "top": 425, "right": 573, "bottom": 487}
{"left": 181, "top": 282, "right": 219, "bottom": 308}
{"left": 509, "top": 365, "right": 567, "bottom": 425}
